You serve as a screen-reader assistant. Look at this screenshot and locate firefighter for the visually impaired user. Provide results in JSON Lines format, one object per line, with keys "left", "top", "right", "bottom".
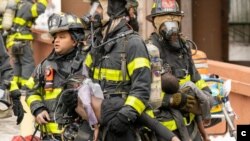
{"left": 61, "top": 73, "right": 180, "bottom": 141}
{"left": 25, "top": 13, "right": 86, "bottom": 140}
{"left": 0, "top": 0, "right": 14, "bottom": 87}
{"left": 0, "top": 34, "right": 15, "bottom": 119}
{"left": 6, "top": 0, "right": 48, "bottom": 93}
{"left": 0, "top": 35, "right": 12, "bottom": 91}
{"left": 146, "top": 0, "right": 213, "bottom": 141}
{"left": 1, "top": 4, "right": 25, "bottom": 124}
{"left": 83, "top": 0, "right": 139, "bottom": 31}
{"left": 2, "top": 0, "right": 48, "bottom": 136}
{"left": 84, "top": 0, "right": 151, "bottom": 140}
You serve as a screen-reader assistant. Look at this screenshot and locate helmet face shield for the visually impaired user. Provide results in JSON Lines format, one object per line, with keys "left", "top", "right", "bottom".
{"left": 48, "top": 13, "right": 69, "bottom": 35}
{"left": 159, "top": 21, "right": 179, "bottom": 40}
{"left": 48, "top": 14, "right": 61, "bottom": 30}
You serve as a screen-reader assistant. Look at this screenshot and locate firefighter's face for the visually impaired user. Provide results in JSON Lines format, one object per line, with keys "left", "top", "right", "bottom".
{"left": 53, "top": 31, "right": 76, "bottom": 55}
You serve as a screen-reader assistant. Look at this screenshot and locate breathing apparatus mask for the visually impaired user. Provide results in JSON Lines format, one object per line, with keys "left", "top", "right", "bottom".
{"left": 81, "top": 0, "right": 109, "bottom": 30}
{"left": 159, "top": 21, "right": 179, "bottom": 41}
{"left": 155, "top": 17, "right": 182, "bottom": 50}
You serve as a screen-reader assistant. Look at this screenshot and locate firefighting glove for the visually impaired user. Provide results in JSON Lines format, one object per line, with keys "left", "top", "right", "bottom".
{"left": 109, "top": 106, "right": 138, "bottom": 134}
{"left": 61, "top": 89, "right": 78, "bottom": 111}
{"left": 170, "top": 87, "right": 196, "bottom": 110}
{"left": 10, "top": 90, "right": 25, "bottom": 125}
{"left": 179, "top": 87, "right": 202, "bottom": 115}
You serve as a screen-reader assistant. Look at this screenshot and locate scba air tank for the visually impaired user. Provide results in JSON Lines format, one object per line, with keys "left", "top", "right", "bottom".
{"left": 0, "top": 0, "right": 8, "bottom": 15}
{"left": 146, "top": 42, "right": 162, "bottom": 109}
{"left": 2, "top": 0, "right": 17, "bottom": 30}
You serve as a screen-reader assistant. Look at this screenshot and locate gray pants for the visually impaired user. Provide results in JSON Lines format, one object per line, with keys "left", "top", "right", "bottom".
{"left": 0, "top": 35, "right": 13, "bottom": 88}
{"left": 11, "top": 41, "right": 35, "bottom": 84}
{"left": 180, "top": 81, "right": 213, "bottom": 120}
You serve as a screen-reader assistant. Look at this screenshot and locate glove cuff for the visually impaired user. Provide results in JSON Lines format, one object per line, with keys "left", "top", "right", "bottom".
{"left": 118, "top": 106, "right": 138, "bottom": 123}
{"left": 162, "top": 94, "right": 171, "bottom": 108}
{"left": 33, "top": 107, "right": 48, "bottom": 117}
{"left": 10, "top": 90, "right": 21, "bottom": 99}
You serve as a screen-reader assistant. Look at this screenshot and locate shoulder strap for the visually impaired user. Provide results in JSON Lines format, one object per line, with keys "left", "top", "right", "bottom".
{"left": 119, "top": 30, "right": 137, "bottom": 82}
{"left": 70, "top": 49, "right": 84, "bottom": 75}
{"left": 121, "top": 36, "right": 128, "bottom": 82}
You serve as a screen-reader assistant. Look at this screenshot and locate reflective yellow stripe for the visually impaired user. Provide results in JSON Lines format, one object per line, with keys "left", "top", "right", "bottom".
{"left": 160, "top": 91, "right": 165, "bottom": 100}
{"left": 93, "top": 68, "right": 130, "bottom": 81}
{"left": 12, "top": 76, "right": 19, "bottom": 83}
{"left": 18, "top": 77, "right": 23, "bottom": 84}
{"left": 15, "top": 33, "right": 33, "bottom": 40}
{"left": 184, "top": 113, "right": 195, "bottom": 125}
{"left": 27, "top": 21, "right": 33, "bottom": 27}
{"left": 127, "top": 58, "right": 150, "bottom": 76}
{"left": 85, "top": 53, "right": 93, "bottom": 68}
{"left": 161, "top": 120, "right": 178, "bottom": 131}
{"left": 6, "top": 34, "right": 16, "bottom": 49}
{"left": 25, "top": 77, "right": 35, "bottom": 89}
{"left": 6, "top": 33, "right": 33, "bottom": 48}
{"left": 44, "top": 88, "right": 62, "bottom": 100}
{"left": 41, "top": 122, "right": 62, "bottom": 134}
{"left": 125, "top": 96, "right": 146, "bottom": 115}
{"left": 14, "top": 17, "right": 26, "bottom": 25}
{"left": 21, "top": 78, "right": 28, "bottom": 87}
{"left": 9, "top": 81, "right": 19, "bottom": 91}
{"left": 7, "top": 41, "right": 14, "bottom": 48}
{"left": 179, "top": 75, "right": 191, "bottom": 85}
{"left": 145, "top": 109, "right": 155, "bottom": 118}
{"left": 26, "top": 95, "right": 42, "bottom": 107}
{"left": 14, "top": 17, "right": 32, "bottom": 26}
{"left": 31, "top": 4, "right": 38, "bottom": 17}
{"left": 38, "top": 0, "right": 48, "bottom": 7}
{"left": 195, "top": 79, "right": 208, "bottom": 90}
{"left": 161, "top": 113, "right": 195, "bottom": 131}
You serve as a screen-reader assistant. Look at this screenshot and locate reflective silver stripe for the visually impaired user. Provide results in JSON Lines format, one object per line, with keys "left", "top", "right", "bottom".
{"left": 194, "top": 63, "right": 208, "bottom": 69}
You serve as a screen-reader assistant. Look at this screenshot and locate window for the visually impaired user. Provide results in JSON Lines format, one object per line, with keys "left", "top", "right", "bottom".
{"left": 229, "top": 0, "right": 250, "bottom": 61}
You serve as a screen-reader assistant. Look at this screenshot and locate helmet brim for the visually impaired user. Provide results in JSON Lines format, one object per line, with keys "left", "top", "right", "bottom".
{"left": 49, "top": 26, "right": 69, "bottom": 35}
{"left": 146, "top": 11, "right": 184, "bottom": 22}
{"left": 49, "top": 26, "right": 84, "bottom": 35}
